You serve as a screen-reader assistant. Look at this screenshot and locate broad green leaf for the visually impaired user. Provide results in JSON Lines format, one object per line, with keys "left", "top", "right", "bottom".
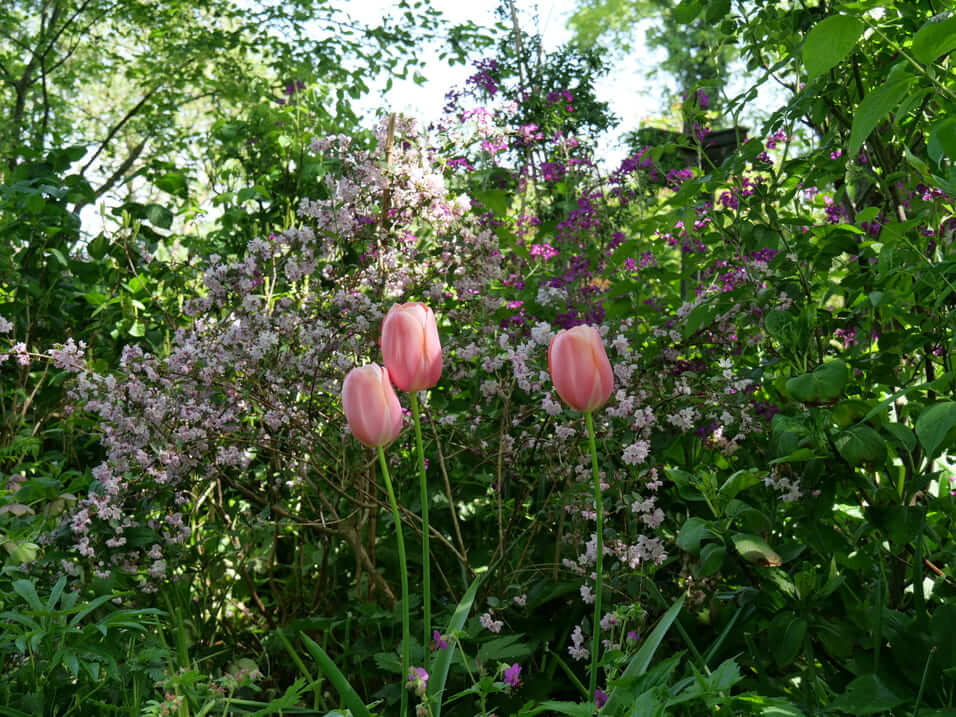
{"left": 682, "top": 303, "right": 716, "bottom": 339}
{"left": 673, "top": 0, "right": 702, "bottom": 24}
{"left": 928, "top": 117, "right": 956, "bottom": 165}
{"left": 87, "top": 234, "right": 109, "bottom": 260}
{"left": 848, "top": 78, "right": 913, "bottom": 156}
{"left": 718, "top": 469, "right": 761, "bottom": 501}
{"left": 705, "top": 0, "right": 731, "bottom": 24}
{"left": 832, "top": 399, "right": 871, "bottom": 427}
{"left": 830, "top": 673, "right": 905, "bottom": 714}
{"left": 143, "top": 203, "right": 173, "bottom": 229}
{"left": 912, "top": 14, "right": 956, "bottom": 64}
{"left": 676, "top": 517, "right": 711, "bottom": 555}
{"left": 5, "top": 542, "right": 39, "bottom": 565}
{"left": 155, "top": 171, "right": 188, "bottom": 198}
{"left": 770, "top": 614, "right": 807, "bottom": 666}
{"left": 786, "top": 360, "right": 848, "bottom": 402}
{"left": 834, "top": 425, "right": 887, "bottom": 466}
{"left": 804, "top": 15, "right": 865, "bottom": 80}
{"left": 696, "top": 543, "right": 726, "bottom": 577}
{"left": 884, "top": 423, "right": 916, "bottom": 453}
{"left": 915, "top": 401, "right": 956, "bottom": 458}
{"left": 731, "top": 533, "right": 781, "bottom": 566}
{"left": 12, "top": 579, "right": 44, "bottom": 612}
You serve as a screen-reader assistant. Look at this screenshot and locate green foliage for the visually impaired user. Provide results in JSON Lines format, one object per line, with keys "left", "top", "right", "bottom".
{"left": 1, "top": 0, "right": 956, "bottom": 714}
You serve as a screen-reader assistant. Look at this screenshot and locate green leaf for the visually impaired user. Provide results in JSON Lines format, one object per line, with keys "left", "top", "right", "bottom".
{"left": 804, "top": 15, "right": 865, "bottom": 80}
{"left": 87, "top": 234, "right": 109, "bottom": 260}
{"left": 155, "top": 171, "right": 188, "bottom": 198}
{"left": 834, "top": 425, "right": 887, "bottom": 466}
{"left": 912, "top": 13, "right": 956, "bottom": 64}
{"left": 682, "top": 303, "right": 716, "bottom": 339}
{"left": 705, "top": 0, "right": 731, "bottom": 25}
{"left": 718, "top": 469, "right": 761, "bottom": 502}
{"left": 884, "top": 423, "right": 916, "bottom": 453}
{"left": 12, "top": 580, "right": 44, "bottom": 611}
{"left": 848, "top": 78, "right": 913, "bottom": 156}
{"left": 300, "top": 632, "right": 371, "bottom": 717}
{"left": 672, "top": 0, "right": 702, "bottom": 24}
{"left": 477, "top": 634, "right": 531, "bottom": 662}
{"left": 770, "top": 613, "right": 807, "bottom": 666}
{"left": 430, "top": 561, "right": 498, "bottom": 717}
{"left": 143, "top": 203, "right": 173, "bottom": 230}
{"left": 522, "top": 702, "right": 594, "bottom": 717}
{"left": 695, "top": 543, "right": 726, "bottom": 577}
{"left": 731, "top": 533, "right": 781, "bottom": 566}
{"left": 830, "top": 673, "right": 905, "bottom": 714}
{"left": 676, "top": 517, "right": 711, "bottom": 555}
{"left": 928, "top": 117, "right": 956, "bottom": 165}
{"left": 603, "top": 595, "right": 686, "bottom": 713}
{"left": 786, "top": 360, "right": 848, "bottom": 402}
{"left": 915, "top": 401, "right": 956, "bottom": 459}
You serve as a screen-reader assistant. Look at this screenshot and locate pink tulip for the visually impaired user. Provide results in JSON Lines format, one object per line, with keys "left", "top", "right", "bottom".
{"left": 381, "top": 302, "right": 442, "bottom": 392}
{"left": 342, "top": 364, "right": 403, "bottom": 447}
{"left": 548, "top": 325, "right": 614, "bottom": 413}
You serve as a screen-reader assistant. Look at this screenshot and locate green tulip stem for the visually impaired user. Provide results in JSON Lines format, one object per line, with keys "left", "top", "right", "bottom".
{"left": 410, "top": 390, "right": 431, "bottom": 652}
{"left": 585, "top": 410, "right": 604, "bottom": 704}
{"left": 378, "top": 445, "right": 410, "bottom": 717}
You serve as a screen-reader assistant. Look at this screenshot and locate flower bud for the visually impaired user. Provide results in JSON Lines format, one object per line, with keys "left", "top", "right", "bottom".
{"left": 342, "top": 364, "right": 403, "bottom": 447}
{"left": 381, "top": 302, "right": 442, "bottom": 392}
{"left": 547, "top": 325, "right": 614, "bottom": 413}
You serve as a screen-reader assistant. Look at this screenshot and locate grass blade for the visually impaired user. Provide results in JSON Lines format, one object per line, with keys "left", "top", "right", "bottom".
{"left": 300, "top": 631, "right": 371, "bottom": 717}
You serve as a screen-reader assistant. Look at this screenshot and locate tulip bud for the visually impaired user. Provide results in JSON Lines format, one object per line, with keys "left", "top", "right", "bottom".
{"left": 342, "top": 364, "right": 404, "bottom": 447}
{"left": 381, "top": 302, "right": 442, "bottom": 392}
{"left": 548, "top": 325, "right": 614, "bottom": 413}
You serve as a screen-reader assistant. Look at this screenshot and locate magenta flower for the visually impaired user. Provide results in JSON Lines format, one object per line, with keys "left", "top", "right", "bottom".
{"left": 595, "top": 688, "right": 608, "bottom": 707}
{"left": 407, "top": 666, "right": 429, "bottom": 697}
{"left": 503, "top": 663, "right": 522, "bottom": 688}
{"left": 432, "top": 629, "right": 448, "bottom": 650}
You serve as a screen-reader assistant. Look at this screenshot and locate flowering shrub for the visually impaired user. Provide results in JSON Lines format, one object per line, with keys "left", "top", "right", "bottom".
{"left": 1, "top": 1, "right": 955, "bottom": 715}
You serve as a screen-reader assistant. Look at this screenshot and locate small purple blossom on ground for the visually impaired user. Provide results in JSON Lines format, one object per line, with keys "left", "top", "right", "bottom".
{"left": 503, "top": 662, "right": 522, "bottom": 688}
{"left": 407, "top": 666, "right": 428, "bottom": 697}
{"left": 432, "top": 629, "right": 448, "bottom": 649}
{"left": 595, "top": 689, "right": 608, "bottom": 707}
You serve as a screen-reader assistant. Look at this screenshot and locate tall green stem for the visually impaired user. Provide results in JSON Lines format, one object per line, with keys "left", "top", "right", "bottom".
{"left": 379, "top": 446, "right": 410, "bottom": 717}
{"left": 410, "top": 391, "right": 431, "bottom": 652}
{"left": 585, "top": 411, "right": 604, "bottom": 704}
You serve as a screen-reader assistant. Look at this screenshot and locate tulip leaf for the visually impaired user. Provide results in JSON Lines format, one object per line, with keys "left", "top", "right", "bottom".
{"left": 430, "top": 559, "right": 499, "bottom": 717}
{"left": 300, "top": 632, "right": 371, "bottom": 717}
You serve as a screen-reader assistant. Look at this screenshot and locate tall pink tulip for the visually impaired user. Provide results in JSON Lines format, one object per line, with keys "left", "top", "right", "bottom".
{"left": 548, "top": 325, "right": 614, "bottom": 412}
{"left": 381, "top": 302, "right": 442, "bottom": 392}
{"left": 342, "top": 364, "right": 403, "bottom": 447}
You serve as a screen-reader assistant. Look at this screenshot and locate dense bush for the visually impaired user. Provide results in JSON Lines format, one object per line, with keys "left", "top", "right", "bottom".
{"left": 0, "top": 0, "right": 954, "bottom": 715}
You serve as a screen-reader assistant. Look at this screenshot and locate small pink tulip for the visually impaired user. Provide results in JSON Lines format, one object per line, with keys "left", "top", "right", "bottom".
{"left": 342, "top": 364, "right": 403, "bottom": 447}
{"left": 548, "top": 325, "right": 614, "bottom": 413}
{"left": 381, "top": 302, "right": 442, "bottom": 392}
